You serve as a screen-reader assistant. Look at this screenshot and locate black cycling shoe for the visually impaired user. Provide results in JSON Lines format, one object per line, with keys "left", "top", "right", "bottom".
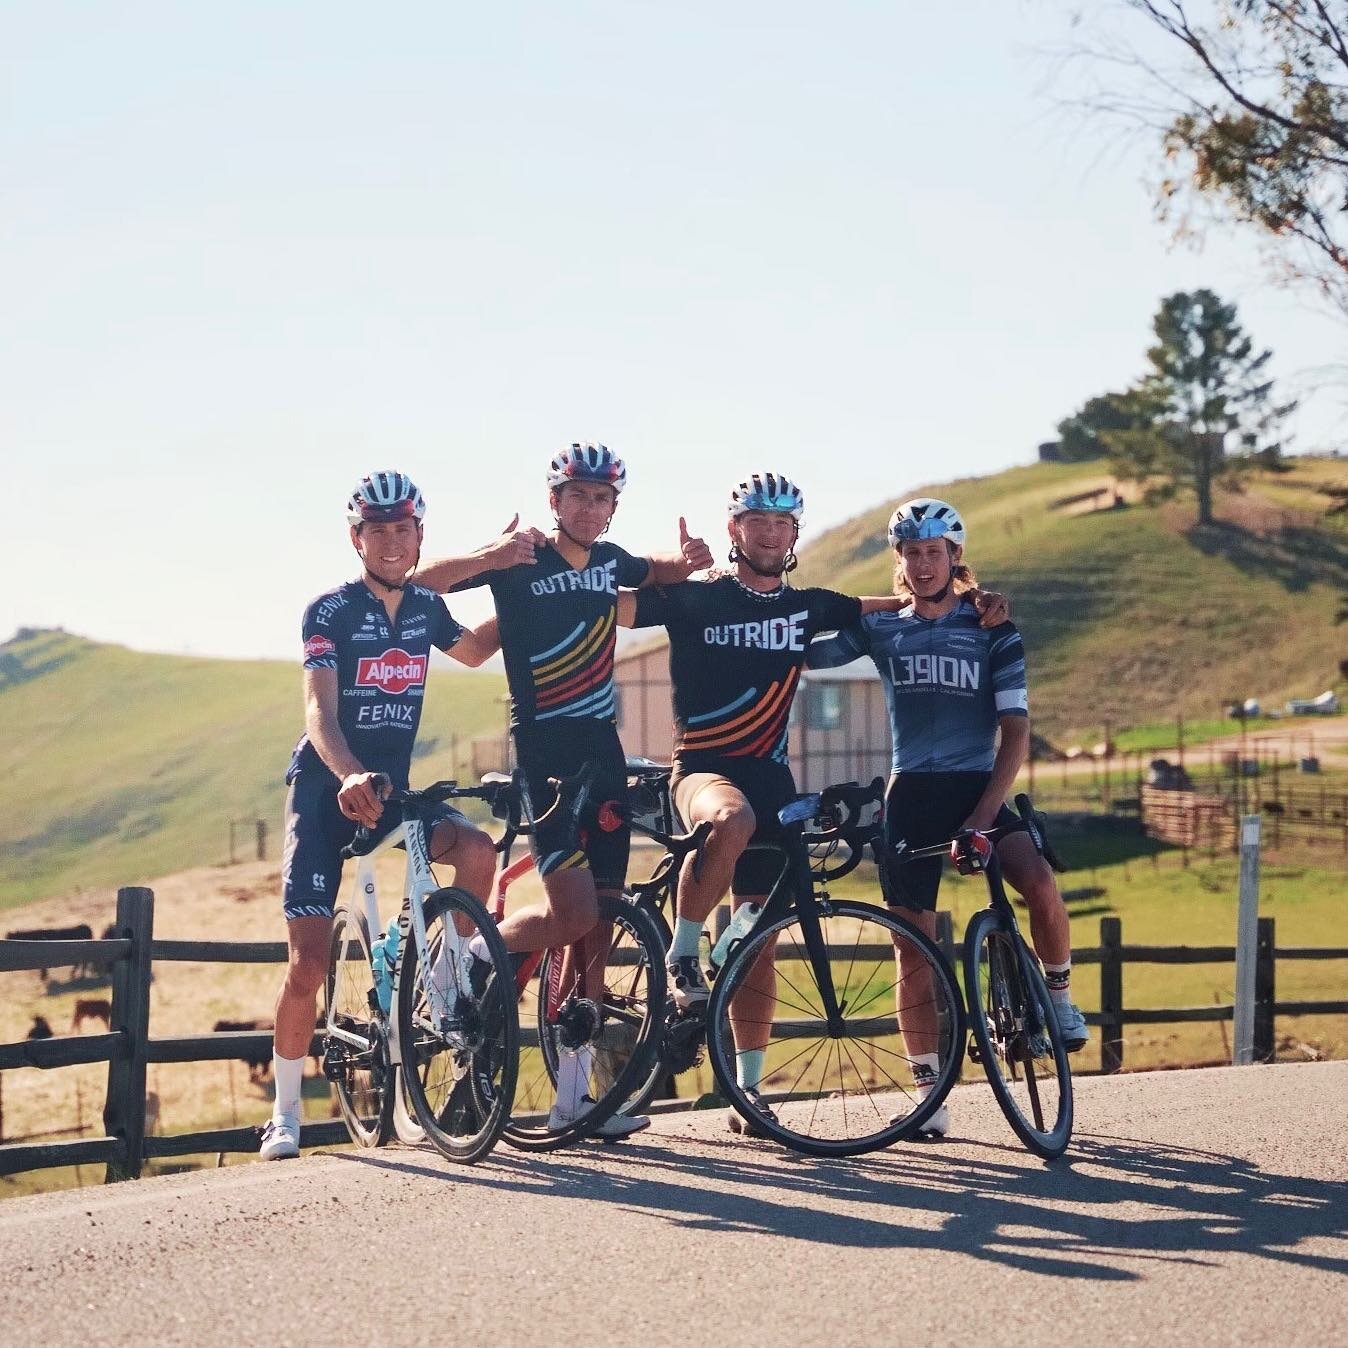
{"left": 728, "top": 1087, "right": 778, "bottom": 1139}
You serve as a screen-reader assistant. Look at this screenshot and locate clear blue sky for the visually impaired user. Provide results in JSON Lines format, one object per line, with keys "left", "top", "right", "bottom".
{"left": 6, "top": 2, "right": 1343, "bottom": 660}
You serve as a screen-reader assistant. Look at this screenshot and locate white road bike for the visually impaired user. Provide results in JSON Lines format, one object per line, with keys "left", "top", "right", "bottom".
{"left": 321, "top": 780, "right": 518, "bottom": 1164}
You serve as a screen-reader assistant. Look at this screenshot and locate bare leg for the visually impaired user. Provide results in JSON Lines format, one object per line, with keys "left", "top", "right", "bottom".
{"left": 727, "top": 896, "right": 776, "bottom": 1055}
{"left": 998, "top": 834, "right": 1071, "bottom": 966}
{"left": 496, "top": 866, "right": 599, "bottom": 954}
{"left": 673, "top": 777, "right": 756, "bottom": 926}
{"left": 892, "top": 906, "right": 940, "bottom": 1062}
{"left": 275, "top": 916, "right": 332, "bottom": 1059}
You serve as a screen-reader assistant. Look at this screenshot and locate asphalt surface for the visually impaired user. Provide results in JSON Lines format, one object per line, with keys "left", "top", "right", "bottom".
{"left": 1, "top": 1061, "right": 1344, "bottom": 1348}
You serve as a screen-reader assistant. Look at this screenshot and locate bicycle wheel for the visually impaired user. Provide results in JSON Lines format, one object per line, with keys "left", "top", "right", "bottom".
{"left": 396, "top": 886, "right": 519, "bottom": 1164}
{"left": 323, "top": 906, "right": 394, "bottom": 1148}
{"left": 963, "top": 907, "right": 1073, "bottom": 1159}
{"left": 506, "top": 893, "right": 667, "bottom": 1152}
{"left": 705, "top": 899, "right": 965, "bottom": 1157}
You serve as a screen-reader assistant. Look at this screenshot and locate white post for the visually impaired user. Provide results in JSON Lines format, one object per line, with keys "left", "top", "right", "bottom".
{"left": 1232, "top": 815, "right": 1261, "bottom": 1066}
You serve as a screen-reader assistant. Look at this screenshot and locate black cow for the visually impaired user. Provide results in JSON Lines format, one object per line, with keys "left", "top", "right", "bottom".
{"left": 26, "top": 1015, "right": 54, "bottom": 1040}
{"left": 214, "top": 1017, "right": 276, "bottom": 1083}
{"left": 4, "top": 923, "right": 94, "bottom": 980}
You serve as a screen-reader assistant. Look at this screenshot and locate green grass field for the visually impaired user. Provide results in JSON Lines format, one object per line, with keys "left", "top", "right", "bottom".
{"left": 0, "top": 629, "right": 507, "bottom": 912}
{"left": 793, "top": 457, "right": 1348, "bottom": 744}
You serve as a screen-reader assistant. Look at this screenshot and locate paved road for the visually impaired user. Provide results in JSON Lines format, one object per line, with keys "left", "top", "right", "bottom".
{"left": 2, "top": 1062, "right": 1344, "bottom": 1347}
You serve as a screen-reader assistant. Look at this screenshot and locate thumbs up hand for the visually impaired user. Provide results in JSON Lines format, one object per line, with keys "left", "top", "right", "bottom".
{"left": 487, "top": 514, "right": 546, "bottom": 569}
{"left": 677, "top": 516, "right": 713, "bottom": 574}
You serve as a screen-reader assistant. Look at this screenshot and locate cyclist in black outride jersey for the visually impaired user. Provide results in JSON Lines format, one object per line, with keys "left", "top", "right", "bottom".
{"left": 616, "top": 471, "right": 1010, "bottom": 1137}
{"left": 262, "top": 472, "right": 533, "bottom": 1163}
{"left": 417, "top": 443, "right": 713, "bottom": 1137}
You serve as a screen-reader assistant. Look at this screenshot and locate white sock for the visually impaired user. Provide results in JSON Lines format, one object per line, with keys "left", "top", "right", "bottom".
{"left": 272, "top": 1051, "right": 305, "bottom": 1121}
{"left": 911, "top": 1051, "right": 940, "bottom": 1097}
{"left": 555, "top": 1049, "right": 588, "bottom": 1117}
{"left": 667, "top": 916, "right": 703, "bottom": 963}
{"left": 465, "top": 932, "right": 489, "bottom": 963}
{"left": 1043, "top": 960, "right": 1072, "bottom": 1007}
{"left": 736, "top": 1048, "right": 766, "bottom": 1091}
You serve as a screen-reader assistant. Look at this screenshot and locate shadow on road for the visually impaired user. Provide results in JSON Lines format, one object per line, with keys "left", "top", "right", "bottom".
{"left": 329, "top": 1128, "right": 1348, "bottom": 1282}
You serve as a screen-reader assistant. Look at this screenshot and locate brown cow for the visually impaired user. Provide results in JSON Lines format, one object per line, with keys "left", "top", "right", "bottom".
{"left": 70, "top": 998, "right": 112, "bottom": 1032}
{"left": 214, "top": 1017, "right": 276, "bottom": 1083}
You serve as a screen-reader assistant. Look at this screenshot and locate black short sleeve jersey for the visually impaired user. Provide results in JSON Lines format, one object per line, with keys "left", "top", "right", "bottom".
{"left": 455, "top": 540, "right": 650, "bottom": 728}
{"left": 631, "top": 577, "right": 862, "bottom": 767}
{"left": 287, "top": 579, "right": 464, "bottom": 784}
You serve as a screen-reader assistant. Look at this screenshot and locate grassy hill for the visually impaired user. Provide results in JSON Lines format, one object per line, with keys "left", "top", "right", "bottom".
{"left": 0, "top": 630, "right": 507, "bottom": 912}
{"left": 794, "top": 457, "right": 1348, "bottom": 741}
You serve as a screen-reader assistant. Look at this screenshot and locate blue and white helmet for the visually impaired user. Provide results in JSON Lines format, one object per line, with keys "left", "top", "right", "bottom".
{"left": 546, "top": 443, "right": 627, "bottom": 494}
{"left": 728, "top": 472, "right": 805, "bottom": 520}
{"left": 888, "top": 497, "right": 966, "bottom": 548}
{"left": 346, "top": 471, "right": 427, "bottom": 526}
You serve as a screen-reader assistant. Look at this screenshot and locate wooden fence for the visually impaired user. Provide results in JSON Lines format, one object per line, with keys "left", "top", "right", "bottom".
{"left": 2, "top": 887, "right": 1346, "bottom": 1182}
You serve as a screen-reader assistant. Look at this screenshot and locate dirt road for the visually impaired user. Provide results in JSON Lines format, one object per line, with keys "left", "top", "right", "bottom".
{"left": 1, "top": 1061, "right": 1344, "bottom": 1347}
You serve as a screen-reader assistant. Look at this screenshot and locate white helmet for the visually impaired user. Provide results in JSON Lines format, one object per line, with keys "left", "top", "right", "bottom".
{"left": 546, "top": 443, "right": 627, "bottom": 494}
{"left": 888, "top": 497, "right": 966, "bottom": 548}
{"left": 346, "top": 471, "right": 427, "bottom": 526}
{"left": 728, "top": 472, "right": 805, "bottom": 520}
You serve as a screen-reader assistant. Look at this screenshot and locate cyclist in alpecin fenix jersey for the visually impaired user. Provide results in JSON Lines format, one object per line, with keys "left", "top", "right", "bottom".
{"left": 417, "top": 443, "right": 713, "bottom": 1137}
{"left": 616, "top": 472, "right": 1007, "bottom": 1138}
{"left": 808, "top": 496, "right": 1088, "bottom": 1139}
{"left": 262, "top": 471, "right": 535, "bottom": 1163}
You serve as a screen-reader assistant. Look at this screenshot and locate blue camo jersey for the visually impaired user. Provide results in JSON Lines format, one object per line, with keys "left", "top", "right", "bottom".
{"left": 286, "top": 579, "right": 464, "bottom": 785}
{"left": 807, "top": 598, "right": 1028, "bottom": 773}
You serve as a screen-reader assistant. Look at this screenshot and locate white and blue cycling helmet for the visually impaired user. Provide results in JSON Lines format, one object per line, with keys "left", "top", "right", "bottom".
{"left": 546, "top": 443, "right": 627, "bottom": 494}
{"left": 888, "top": 497, "right": 966, "bottom": 548}
{"left": 346, "top": 471, "right": 427, "bottom": 526}
{"left": 728, "top": 472, "right": 805, "bottom": 520}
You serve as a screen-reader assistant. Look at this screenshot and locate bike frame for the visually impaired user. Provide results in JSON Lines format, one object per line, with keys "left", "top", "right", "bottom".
{"left": 331, "top": 810, "right": 462, "bottom": 1070}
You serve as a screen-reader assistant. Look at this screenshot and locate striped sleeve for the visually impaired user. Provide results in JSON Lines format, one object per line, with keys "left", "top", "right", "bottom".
{"left": 989, "top": 622, "right": 1028, "bottom": 716}
{"left": 806, "top": 621, "right": 869, "bottom": 670}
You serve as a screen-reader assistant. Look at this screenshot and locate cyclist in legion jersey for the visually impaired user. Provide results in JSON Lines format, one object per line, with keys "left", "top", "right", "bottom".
{"left": 807, "top": 496, "right": 1088, "bottom": 1138}
{"left": 261, "top": 471, "right": 535, "bottom": 1163}
{"left": 417, "top": 443, "right": 713, "bottom": 1137}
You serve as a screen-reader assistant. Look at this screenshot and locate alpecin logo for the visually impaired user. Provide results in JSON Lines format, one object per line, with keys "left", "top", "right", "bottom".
{"left": 356, "top": 648, "right": 427, "bottom": 694}
{"left": 304, "top": 635, "right": 336, "bottom": 660}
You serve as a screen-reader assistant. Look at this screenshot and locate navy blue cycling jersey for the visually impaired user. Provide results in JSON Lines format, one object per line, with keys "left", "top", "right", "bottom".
{"left": 454, "top": 540, "right": 650, "bottom": 728}
{"left": 632, "top": 577, "right": 861, "bottom": 769}
{"left": 286, "top": 579, "right": 464, "bottom": 784}
{"left": 808, "top": 597, "right": 1027, "bottom": 773}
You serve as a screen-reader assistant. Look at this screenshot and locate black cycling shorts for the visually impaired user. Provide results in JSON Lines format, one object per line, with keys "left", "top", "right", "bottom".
{"left": 512, "top": 719, "right": 630, "bottom": 891}
{"left": 882, "top": 771, "right": 1017, "bottom": 913}
{"left": 671, "top": 755, "right": 799, "bottom": 897}
{"left": 281, "top": 768, "right": 471, "bottom": 921}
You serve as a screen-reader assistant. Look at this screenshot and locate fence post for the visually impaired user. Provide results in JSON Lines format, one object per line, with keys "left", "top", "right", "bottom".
{"left": 934, "top": 911, "right": 956, "bottom": 970}
{"left": 1254, "top": 916, "right": 1276, "bottom": 1063}
{"left": 255, "top": 819, "right": 267, "bottom": 860}
{"left": 1099, "top": 916, "right": 1123, "bottom": 1073}
{"left": 103, "top": 886, "right": 155, "bottom": 1183}
{"left": 1232, "top": 814, "right": 1261, "bottom": 1065}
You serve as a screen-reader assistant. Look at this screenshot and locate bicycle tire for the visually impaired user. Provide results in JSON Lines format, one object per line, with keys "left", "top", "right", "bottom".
{"left": 396, "top": 886, "right": 519, "bottom": 1164}
{"left": 705, "top": 899, "right": 965, "bottom": 1157}
{"left": 962, "top": 907, "right": 1073, "bottom": 1159}
{"left": 323, "top": 906, "right": 394, "bottom": 1148}
{"left": 505, "top": 893, "right": 667, "bottom": 1152}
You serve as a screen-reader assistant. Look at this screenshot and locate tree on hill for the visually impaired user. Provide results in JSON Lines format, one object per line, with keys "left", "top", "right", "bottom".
{"left": 1097, "top": 2, "right": 1348, "bottom": 318}
{"left": 1102, "top": 289, "right": 1295, "bottom": 524}
{"left": 1055, "top": 390, "right": 1151, "bottom": 461}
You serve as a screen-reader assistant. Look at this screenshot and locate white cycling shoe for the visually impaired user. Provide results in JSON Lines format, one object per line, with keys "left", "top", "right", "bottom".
{"left": 259, "top": 1113, "right": 301, "bottom": 1161}
{"left": 1054, "top": 1000, "right": 1090, "bottom": 1052}
{"left": 548, "top": 1095, "right": 650, "bottom": 1140}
